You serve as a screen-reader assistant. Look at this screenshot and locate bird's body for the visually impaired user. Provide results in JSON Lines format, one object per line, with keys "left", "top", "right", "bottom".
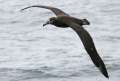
{"left": 49, "top": 16, "right": 69, "bottom": 27}
{"left": 45, "top": 16, "right": 90, "bottom": 28}
{"left": 21, "top": 5, "right": 109, "bottom": 78}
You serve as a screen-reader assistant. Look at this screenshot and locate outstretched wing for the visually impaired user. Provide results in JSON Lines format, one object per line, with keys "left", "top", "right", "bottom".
{"left": 20, "top": 5, "right": 69, "bottom": 16}
{"left": 61, "top": 18, "right": 109, "bottom": 78}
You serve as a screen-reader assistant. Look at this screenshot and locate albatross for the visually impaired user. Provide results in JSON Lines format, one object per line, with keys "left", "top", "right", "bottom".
{"left": 21, "top": 5, "right": 109, "bottom": 78}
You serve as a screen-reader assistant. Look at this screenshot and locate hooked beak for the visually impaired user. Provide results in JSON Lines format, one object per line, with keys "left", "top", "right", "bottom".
{"left": 43, "top": 21, "right": 50, "bottom": 26}
{"left": 82, "top": 19, "right": 90, "bottom": 25}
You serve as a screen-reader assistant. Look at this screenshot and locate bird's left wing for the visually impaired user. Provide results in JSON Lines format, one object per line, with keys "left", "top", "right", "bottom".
{"left": 20, "top": 5, "right": 69, "bottom": 16}
{"left": 61, "top": 18, "right": 109, "bottom": 78}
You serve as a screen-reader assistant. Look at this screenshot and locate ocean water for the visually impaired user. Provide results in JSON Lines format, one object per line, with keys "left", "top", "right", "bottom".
{"left": 0, "top": 0, "right": 120, "bottom": 81}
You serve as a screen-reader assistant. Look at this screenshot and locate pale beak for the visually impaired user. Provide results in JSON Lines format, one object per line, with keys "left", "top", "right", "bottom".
{"left": 43, "top": 21, "right": 50, "bottom": 26}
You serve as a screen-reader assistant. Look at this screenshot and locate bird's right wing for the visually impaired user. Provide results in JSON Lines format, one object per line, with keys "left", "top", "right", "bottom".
{"left": 20, "top": 5, "right": 69, "bottom": 16}
{"left": 62, "top": 19, "right": 109, "bottom": 78}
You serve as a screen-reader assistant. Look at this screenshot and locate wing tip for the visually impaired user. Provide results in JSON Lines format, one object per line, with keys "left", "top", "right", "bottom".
{"left": 20, "top": 6, "right": 41, "bottom": 12}
{"left": 104, "top": 72, "right": 109, "bottom": 79}
{"left": 98, "top": 65, "right": 109, "bottom": 79}
{"left": 20, "top": 7, "right": 30, "bottom": 12}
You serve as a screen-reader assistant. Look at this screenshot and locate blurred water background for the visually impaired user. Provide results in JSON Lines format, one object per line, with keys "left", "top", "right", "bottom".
{"left": 0, "top": 0, "right": 120, "bottom": 81}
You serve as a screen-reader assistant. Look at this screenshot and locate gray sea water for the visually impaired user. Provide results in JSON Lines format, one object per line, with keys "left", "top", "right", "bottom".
{"left": 0, "top": 0, "right": 120, "bottom": 81}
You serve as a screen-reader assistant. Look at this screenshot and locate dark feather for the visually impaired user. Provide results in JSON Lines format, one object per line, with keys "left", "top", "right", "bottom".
{"left": 20, "top": 6, "right": 109, "bottom": 78}
{"left": 20, "top": 5, "right": 69, "bottom": 16}
{"left": 63, "top": 21, "right": 109, "bottom": 78}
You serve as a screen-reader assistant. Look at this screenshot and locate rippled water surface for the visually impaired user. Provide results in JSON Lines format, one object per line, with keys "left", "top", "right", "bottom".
{"left": 0, "top": 0, "right": 120, "bottom": 81}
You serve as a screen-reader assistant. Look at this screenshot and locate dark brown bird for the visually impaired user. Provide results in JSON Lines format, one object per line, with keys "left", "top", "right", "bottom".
{"left": 21, "top": 5, "right": 109, "bottom": 78}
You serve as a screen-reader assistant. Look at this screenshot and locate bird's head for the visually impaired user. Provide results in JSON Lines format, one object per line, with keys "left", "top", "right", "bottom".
{"left": 82, "top": 19, "right": 90, "bottom": 25}
{"left": 43, "top": 17, "right": 57, "bottom": 26}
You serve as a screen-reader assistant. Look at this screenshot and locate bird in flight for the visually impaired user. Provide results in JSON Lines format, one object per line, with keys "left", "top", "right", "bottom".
{"left": 21, "top": 5, "right": 109, "bottom": 78}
